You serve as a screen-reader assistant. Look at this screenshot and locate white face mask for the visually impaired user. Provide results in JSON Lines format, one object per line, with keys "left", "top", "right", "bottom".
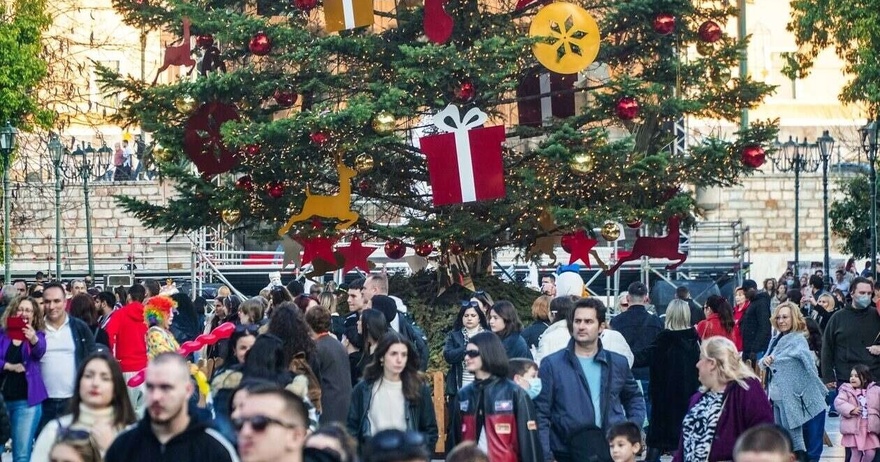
{"left": 526, "top": 377, "right": 542, "bottom": 399}
{"left": 854, "top": 294, "right": 872, "bottom": 309}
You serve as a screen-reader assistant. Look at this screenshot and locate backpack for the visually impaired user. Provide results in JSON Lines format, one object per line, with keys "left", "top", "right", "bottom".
{"left": 399, "top": 315, "right": 430, "bottom": 372}
{"left": 289, "top": 353, "right": 323, "bottom": 414}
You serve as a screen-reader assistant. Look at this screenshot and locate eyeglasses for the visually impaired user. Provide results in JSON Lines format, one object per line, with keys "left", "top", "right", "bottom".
{"left": 460, "top": 300, "right": 479, "bottom": 308}
{"left": 372, "top": 429, "right": 426, "bottom": 451}
{"left": 231, "top": 415, "right": 298, "bottom": 432}
{"left": 464, "top": 350, "right": 480, "bottom": 358}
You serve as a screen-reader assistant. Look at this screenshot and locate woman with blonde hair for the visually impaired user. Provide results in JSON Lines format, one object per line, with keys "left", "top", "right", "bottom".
{"left": 812, "top": 293, "right": 838, "bottom": 331}
{"left": 319, "top": 292, "right": 344, "bottom": 340}
{"left": 760, "top": 302, "right": 827, "bottom": 462}
{"left": 672, "top": 336, "right": 773, "bottom": 462}
{"left": 634, "top": 299, "right": 701, "bottom": 462}
{"left": 521, "top": 295, "right": 552, "bottom": 351}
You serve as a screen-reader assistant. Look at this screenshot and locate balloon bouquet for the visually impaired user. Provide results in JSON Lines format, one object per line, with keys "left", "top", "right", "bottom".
{"left": 126, "top": 321, "right": 236, "bottom": 397}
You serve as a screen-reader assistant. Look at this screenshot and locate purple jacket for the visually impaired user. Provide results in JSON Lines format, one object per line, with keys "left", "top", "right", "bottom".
{"left": 673, "top": 377, "right": 773, "bottom": 462}
{"left": 0, "top": 331, "right": 48, "bottom": 406}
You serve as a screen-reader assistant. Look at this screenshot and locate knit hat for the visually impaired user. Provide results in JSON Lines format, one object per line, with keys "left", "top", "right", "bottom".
{"left": 371, "top": 295, "right": 398, "bottom": 323}
{"left": 144, "top": 295, "right": 176, "bottom": 327}
{"left": 742, "top": 279, "right": 758, "bottom": 291}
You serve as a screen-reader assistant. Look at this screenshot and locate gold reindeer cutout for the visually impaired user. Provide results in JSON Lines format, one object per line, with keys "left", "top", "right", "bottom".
{"left": 278, "top": 156, "right": 360, "bottom": 236}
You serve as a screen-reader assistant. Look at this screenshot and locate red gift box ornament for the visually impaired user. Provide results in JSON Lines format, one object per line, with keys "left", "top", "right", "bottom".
{"left": 420, "top": 104, "right": 506, "bottom": 206}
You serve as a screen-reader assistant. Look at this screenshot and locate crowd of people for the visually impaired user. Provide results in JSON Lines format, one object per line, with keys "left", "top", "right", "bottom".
{"left": 0, "top": 262, "right": 875, "bottom": 462}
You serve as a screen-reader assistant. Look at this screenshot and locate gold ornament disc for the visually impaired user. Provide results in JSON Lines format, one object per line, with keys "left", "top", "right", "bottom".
{"left": 570, "top": 153, "right": 595, "bottom": 174}
{"left": 153, "top": 143, "right": 171, "bottom": 163}
{"left": 174, "top": 97, "right": 198, "bottom": 114}
{"left": 355, "top": 153, "right": 375, "bottom": 174}
{"left": 222, "top": 209, "right": 242, "bottom": 226}
{"left": 372, "top": 111, "right": 396, "bottom": 135}
{"left": 600, "top": 222, "right": 620, "bottom": 241}
{"left": 529, "top": 3, "right": 601, "bottom": 74}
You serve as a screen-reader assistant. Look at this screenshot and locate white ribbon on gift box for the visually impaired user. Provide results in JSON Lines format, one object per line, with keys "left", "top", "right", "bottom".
{"left": 433, "top": 104, "right": 489, "bottom": 203}
{"left": 342, "top": 0, "right": 356, "bottom": 29}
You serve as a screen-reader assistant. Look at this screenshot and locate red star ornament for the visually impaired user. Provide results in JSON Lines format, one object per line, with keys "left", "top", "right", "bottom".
{"left": 336, "top": 236, "right": 377, "bottom": 273}
{"left": 295, "top": 235, "right": 339, "bottom": 266}
{"left": 565, "top": 230, "right": 599, "bottom": 268}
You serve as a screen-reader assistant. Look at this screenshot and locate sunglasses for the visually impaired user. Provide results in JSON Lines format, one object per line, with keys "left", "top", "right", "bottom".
{"left": 56, "top": 427, "right": 91, "bottom": 442}
{"left": 235, "top": 324, "right": 260, "bottom": 335}
{"left": 460, "top": 300, "right": 479, "bottom": 308}
{"left": 464, "top": 350, "right": 480, "bottom": 358}
{"left": 232, "top": 415, "right": 298, "bottom": 432}
{"left": 372, "top": 429, "right": 426, "bottom": 451}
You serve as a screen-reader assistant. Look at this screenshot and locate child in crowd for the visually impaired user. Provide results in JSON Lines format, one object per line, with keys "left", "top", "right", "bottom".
{"left": 509, "top": 358, "right": 541, "bottom": 399}
{"left": 733, "top": 424, "right": 794, "bottom": 462}
{"left": 607, "top": 422, "right": 642, "bottom": 462}
{"left": 835, "top": 364, "right": 880, "bottom": 462}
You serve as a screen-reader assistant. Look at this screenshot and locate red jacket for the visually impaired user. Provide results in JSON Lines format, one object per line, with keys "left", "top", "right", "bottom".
{"left": 104, "top": 301, "right": 147, "bottom": 372}
{"left": 696, "top": 314, "right": 740, "bottom": 350}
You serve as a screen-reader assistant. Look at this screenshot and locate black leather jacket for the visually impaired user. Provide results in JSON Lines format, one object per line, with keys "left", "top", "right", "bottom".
{"left": 451, "top": 376, "right": 544, "bottom": 462}
{"left": 346, "top": 378, "right": 439, "bottom": 449}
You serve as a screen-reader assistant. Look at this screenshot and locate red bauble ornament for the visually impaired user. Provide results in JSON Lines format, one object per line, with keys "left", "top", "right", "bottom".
{"left": 454, "top": 80, "right": 476, "bottom": 103}
{"left": 384, "top": 239, "right": 406, "bottom": 260}
{"left": 625, "top": 218, "right": 643, "bottom": 229}
{"left": 183, "top": 102, "right": 241, "bottom": 177}
{"left": 235, "top": 175, "right": 254, "bottom": 192}
{"left": 310, "top": 131, "right": 329, "bottom": 146}
{"left": 560, "top": 233, "right": 574, "bottom": 253}
{"left": 357, "top": 179, "right": 370, "bottom": 193}
{"left": 243, "top": 144, "right": 261, "bottom": 156}
{"left": 196, "top": 34, "right": 214, "bottom": 48}
{"left": 698, "top": 20, "right": 722, "bottom": 43}
{"left": 274, "top": 89, "right": 297, "bottom": 107}
{"left": 267, "top": 182, "right": 285, "bottom": 198}
{"left": 448, "top": 242, "right": 463, "bottom": 255}
{"left": 615, "top": 97, "right": 640, "bottom": 120}
{"left": 652, "top": 13, "right": 676, "bottom": 35}
{"left": 249, "top": 32, "right": 272, "bottom": 56}
{"left": 292, "top": 0, "right": 317, "bottom": 10}
{"left": 414, "top": 242, "right": 434, "bottom": 257}
{"left": 741, "top": 145, "right": 766, "bottom": 169}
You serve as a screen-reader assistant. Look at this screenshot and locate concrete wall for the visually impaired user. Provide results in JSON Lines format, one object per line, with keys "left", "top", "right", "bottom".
{"left": 698, "top": 169, "right": 854, "bottom": 282}
{"left": 7, "top": 180, "right": 188, "bottom": 277}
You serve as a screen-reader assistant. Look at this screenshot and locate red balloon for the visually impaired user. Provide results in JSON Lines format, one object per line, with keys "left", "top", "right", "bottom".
{"left": 213, "top": 322, "right": 236, "bottom": 339}
{"left": 178, "top": 340, "right": 203, "bottom": 355}
{"left": 200, "top": 333, "right": 219, "bottom": 344}
{"left": 127, "top": 370, "right": 146, "bottom": 387}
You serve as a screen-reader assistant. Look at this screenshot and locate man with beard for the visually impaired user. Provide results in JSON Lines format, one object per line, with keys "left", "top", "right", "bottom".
{"left": 105, "top": 353, "right": 239, "bottom": 462}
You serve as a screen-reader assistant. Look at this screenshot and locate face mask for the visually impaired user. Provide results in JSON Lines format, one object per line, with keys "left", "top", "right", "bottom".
{"left": 854, "top": 294, "right": 872, "bottom": 309}
{"left": 526, "top": 377, "right": 542, "bottom": 399}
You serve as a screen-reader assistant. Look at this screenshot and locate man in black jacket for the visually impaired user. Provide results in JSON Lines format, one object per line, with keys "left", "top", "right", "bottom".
{"left": 740, "top": 279, "right": 772, "bottom": 364}
{"left": 105, "top": 353, "right": 238, "bottom": 462}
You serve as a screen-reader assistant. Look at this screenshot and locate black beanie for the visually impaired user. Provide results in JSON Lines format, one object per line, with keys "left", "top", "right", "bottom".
{"left": 371, "top": 295, "right": 397, "bottom": 323}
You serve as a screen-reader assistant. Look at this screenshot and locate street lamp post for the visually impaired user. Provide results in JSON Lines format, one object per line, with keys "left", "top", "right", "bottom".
{"left": 817, "top": 130, "right": 835, "bottom": 289}
{"left": 48, "top": 134, "right": 63, "bottom": 280}
{"left": 0, "top": 122, "right": 18, "bottom": 283}
{"left": 72, "top": 143, "right": 95, "bottom": 278}
{"left": 861, "top": 121, "right": 879, "bottom": 273}
{"left": 773, "top": 136, "right": 821, "bottom": 277}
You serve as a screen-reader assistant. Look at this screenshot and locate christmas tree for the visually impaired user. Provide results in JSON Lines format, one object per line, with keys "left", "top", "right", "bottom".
{"left": 101, "top": 0, "right": 776, "bottom": 271}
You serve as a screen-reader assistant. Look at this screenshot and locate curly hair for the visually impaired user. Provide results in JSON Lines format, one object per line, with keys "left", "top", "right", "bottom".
{"left": 267, "top": 302, "right": 316, "bottom": 365}
{"left": 144, "top": 295, "right": 176, "bottom": 328}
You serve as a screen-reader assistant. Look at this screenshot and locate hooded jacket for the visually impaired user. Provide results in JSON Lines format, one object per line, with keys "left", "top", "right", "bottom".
{"left": 451, "top": 376, "right": 543, "bottom": 462}
{"left": 104, "top": 414, "right": 239, "bottom": 462}
{"left": 835, "top": 382, "right": 880, "bottom": 435}
{"left": 103, "top": 301, "right": 147, "bottom": 372}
